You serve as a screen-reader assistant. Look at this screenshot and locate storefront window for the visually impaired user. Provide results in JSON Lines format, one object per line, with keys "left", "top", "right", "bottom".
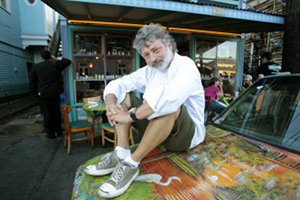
{"left": 217, "top": 41, "right": 237, "bottom": 79}
{"left": 74, "top": 56, "right": 105, "bottom": 78}
{"left": 72, "top": 31, "right": 134, "bottom": 103}
{"left": 106, "top": 34, "right": 134, "bottom": 77}
{"left": 195, "top": 38, "right": 237, "bottom": 96}
{"left": 195, "top": 39, "right": 217, "bottom": 79}
{"left": 73, "top": 33, "right": 103, "bottom": 55}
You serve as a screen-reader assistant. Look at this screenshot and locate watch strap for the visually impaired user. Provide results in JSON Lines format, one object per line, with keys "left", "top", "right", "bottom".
{"left": 129, "top": 107, "right": 139, "bottom": 122}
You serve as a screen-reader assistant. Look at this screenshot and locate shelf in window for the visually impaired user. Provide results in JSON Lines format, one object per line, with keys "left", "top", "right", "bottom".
{"left": 106, "top": 55, "right": 133, "bottom": 57}
{"left": 75, "top": 79, "right": 106, "bottom": 81}
{"left": 73, "top": 53, "right": 105, "bottom": 57}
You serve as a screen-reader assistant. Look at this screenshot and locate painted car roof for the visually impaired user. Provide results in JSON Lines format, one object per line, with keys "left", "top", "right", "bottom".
{"left": 72, "top": 125, "right": 300, "bottom": 199}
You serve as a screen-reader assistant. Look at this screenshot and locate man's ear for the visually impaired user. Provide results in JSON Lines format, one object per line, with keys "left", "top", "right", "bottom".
{"left": 169, "top": 40, "right": 172, "bottom": 49}
{"left": 168, "top": 41, "right": 173, "bottom": 51}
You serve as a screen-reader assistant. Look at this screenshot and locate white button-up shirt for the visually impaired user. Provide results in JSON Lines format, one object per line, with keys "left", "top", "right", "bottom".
{"left": 104, "top": 53, "right": 205, "bottom": 149}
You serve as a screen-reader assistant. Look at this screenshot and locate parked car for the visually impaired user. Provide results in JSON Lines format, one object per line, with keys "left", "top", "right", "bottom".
{"left": 72, "top": 74, "right": 300, "bottom": 200}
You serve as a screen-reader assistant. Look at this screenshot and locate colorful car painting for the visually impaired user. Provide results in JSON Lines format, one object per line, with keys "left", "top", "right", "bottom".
{"left": 72, "top": 74, "right": 300, "bottom": 199}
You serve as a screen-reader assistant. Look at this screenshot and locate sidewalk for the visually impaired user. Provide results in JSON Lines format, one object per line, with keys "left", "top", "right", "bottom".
{"left": 0, "top": 105, "right": 124, "bottom": 200}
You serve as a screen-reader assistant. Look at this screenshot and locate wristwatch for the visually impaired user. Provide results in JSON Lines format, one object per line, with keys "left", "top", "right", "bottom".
{"left": 128, "top": 107, "right": 139, "bottom": 122}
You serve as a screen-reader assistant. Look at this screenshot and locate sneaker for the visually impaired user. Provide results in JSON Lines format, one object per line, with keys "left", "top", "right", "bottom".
{"left": 98, "top": 162, "right": 139, "bottom": 198}
{"left": 85, "top": 152, "right": 122, "bottom": 176}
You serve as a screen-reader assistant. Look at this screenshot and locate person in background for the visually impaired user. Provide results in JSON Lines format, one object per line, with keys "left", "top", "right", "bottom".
{"left": 31, "top": 50, "right": 71, "bottom": 138}
{"left": 222, "top": 79, "right": 235, "bottom": 97}
{"left": 205, "top": 77, "right": 227, "bottom": 112}
{"left": 243, "top": 74, "right": 253, "bottom": 89}
{"left": 239, "top": 74, "right": 253, "bottom": 95}
{"left": 85, "top": 23, "right": 206, "bottom": 198}
{"left": 258, "top": 52, "right": 281, "bottom": 79}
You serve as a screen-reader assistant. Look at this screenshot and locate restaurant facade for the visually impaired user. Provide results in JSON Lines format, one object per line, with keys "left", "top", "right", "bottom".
{"left": 42, "top": 0, "right": 284, "bottom": 119}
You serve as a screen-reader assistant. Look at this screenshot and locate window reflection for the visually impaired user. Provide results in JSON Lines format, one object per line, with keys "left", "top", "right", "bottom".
{"left": 217, "top": 41, "right": 237, "bottom": 59}
{"left": 196, "top": 39, "right": 217, "bottom": 59}
{"left": 195, "top": 38, "right": 237, "bottom": 96}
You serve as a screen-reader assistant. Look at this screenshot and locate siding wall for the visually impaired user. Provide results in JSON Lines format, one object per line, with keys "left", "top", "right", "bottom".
{"left": 0, "top": 1, "right": 22, "bottom": 47}
{"left": 0, "top": 0, "right": 29, "bottom": 97}
{"left": 19, "top": 0, "right": 46, "bottom": 35}
{"left": 0, "top": 43, "right": 29, "bottom": 97}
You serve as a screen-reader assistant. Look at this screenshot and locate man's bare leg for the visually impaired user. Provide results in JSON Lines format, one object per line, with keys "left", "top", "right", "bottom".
{"left": 85, "top": 94, "right": 132, "bottom": 176}
{"left": 114, "top": 93, "right": 132, "bottom": 149}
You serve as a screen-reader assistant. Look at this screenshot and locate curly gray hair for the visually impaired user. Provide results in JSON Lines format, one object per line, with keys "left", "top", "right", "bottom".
{"left": 133, "top": 23, "right": 177, "bottom": 54}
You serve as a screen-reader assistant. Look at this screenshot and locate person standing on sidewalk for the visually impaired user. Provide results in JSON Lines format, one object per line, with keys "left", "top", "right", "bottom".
{"left": 85, "top": 23, "right": 206, "bottom": 198}
{"left": 30, "top": 50, "right": 71, "bottom": 138}
{"left": 257, "top": 52, "right": 281, "bottom": 79}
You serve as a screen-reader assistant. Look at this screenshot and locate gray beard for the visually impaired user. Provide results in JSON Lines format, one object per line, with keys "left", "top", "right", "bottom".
{"left": 150, "top": 48, "right": 173, "bottom": 71}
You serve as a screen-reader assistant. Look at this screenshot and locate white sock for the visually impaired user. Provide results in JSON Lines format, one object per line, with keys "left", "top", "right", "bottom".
{"left": 124, "top": 155, "right": 140, "bottom": 168}
{"left": 114, "top": 146, "right": 131, "bottom": 160}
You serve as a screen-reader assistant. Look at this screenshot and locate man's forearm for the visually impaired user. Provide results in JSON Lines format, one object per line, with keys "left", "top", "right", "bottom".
{"left": 135, "top": 102, "right": 154, "bottom": 120}
{"left": 105, "top": 93, "right": 117, "bottom": 105}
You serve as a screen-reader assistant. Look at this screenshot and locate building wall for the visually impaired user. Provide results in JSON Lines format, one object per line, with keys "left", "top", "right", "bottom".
{"left": 19, "top": 0, "right": 46, "bottom": 35}
{"left": 244, "top": 0, "right": 285, "bottom": 79}
{"left": 0, "top": 0, "right": 29, "bottom": 97}
{"left": 0, "top": 0, "right": 22, "bottom": 47}
{"left": 19, "top": 0, "right": 59, "bottom": 42}
{"left": 19, "top": 0, "right": 60, "bottom": 63}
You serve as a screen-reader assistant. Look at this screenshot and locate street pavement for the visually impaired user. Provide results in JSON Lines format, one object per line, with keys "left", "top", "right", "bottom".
{"left": 0, "top": 105, "right": 138, "bottom": 200}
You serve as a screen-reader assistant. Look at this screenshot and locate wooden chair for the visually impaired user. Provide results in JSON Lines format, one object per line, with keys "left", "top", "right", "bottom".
{"left": 101, "top": 123, "right": 135, "bottom": 147}
{"left": 61, "top": 105, "right": 95, "bottom": 155}
{"left": 86, "top": 112, "right": 102, "bottom": 132}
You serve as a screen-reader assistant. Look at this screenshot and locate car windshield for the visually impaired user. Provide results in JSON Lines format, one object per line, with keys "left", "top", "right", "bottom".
{"left": 215, "top": 75, "right": 300, "bottom": 153}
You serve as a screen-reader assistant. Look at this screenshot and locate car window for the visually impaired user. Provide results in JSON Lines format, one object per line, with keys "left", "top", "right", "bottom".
{"left": 215, "top": 76, "right": 300, "bottom": 153}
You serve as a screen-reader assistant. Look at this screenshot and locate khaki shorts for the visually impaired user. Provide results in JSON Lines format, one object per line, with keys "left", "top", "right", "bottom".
{"left": 129, "top": 93, "right": 195, "bottom": 152}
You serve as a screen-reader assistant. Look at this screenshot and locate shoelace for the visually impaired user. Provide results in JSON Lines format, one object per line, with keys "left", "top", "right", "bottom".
{"left": 111, "top": 164, "right": 127, "bottom": 183}
{"left": 97, "top": 157, "right": 109, "bottom": 168}
{"left": 96, "top": 153, "right": 114, "bottom": 168}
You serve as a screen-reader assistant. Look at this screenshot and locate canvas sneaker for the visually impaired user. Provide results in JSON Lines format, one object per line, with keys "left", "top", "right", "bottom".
{"left": 98, "top": 161, "right": 139, "bottom": 198}
{"left": 85, "top": 151, "right": 122, "bottom": 176}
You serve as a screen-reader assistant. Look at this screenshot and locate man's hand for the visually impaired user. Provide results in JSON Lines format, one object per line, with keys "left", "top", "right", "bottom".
{"left": 105, "top": 94, "right": 119, "bottom": 126}
{"left": 106, "top": 104, "right": 133, "bottom": 126}
{"left": 111, "top": 108, "right": 133, "bottom": 125}
{"left": 106, "top": 103, "right": 120, "bottom": 126}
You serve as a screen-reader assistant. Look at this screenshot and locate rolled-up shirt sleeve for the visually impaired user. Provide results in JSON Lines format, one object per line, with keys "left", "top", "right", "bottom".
{"left": 104, "top": 68, "right": 147, "bottom": 104}
{"left": 144, "top": 56, "right": 200, "bottom": 120}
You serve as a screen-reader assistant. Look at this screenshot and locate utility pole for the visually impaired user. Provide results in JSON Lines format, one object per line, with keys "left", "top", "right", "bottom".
{"left": 282, "top": 0, "right": 300, "bottom": 73}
